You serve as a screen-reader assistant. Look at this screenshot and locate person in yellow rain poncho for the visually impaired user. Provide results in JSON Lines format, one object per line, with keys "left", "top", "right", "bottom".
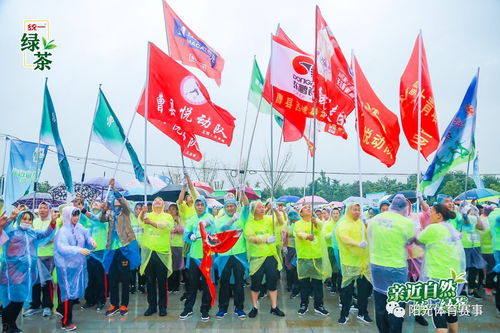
{"left": 138, "top": 197, "right": 174, "bottom": 317}
{"left": 167, "top": 203, "right": 184, "bottom": 294}
{"left": 294, "top": 205, "right": 331, "bottom": 316}
{"left": 478, "top": 205, "right": 495, "bottom": 297}
{"left": 214, "top": 191, "right": 250, "bottom": 319}
{"left": 283, "top": 210, "right": 300, "bottom": 299}
{"left": 367, "top": 194, "right": 415, "bottom": 333}
{"left": 244, "top": 200, "right": 285, "bottom": 319}
{"left": 130, "top": 203, "right": 146, "bottom": 294}
{"left": 322, "top": 207, "right": 342, "bottom": 294}
{"left": 335, "top": 202, "right": 373, "bottom": 325}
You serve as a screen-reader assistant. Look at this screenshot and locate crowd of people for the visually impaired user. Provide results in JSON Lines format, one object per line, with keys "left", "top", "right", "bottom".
{"left": 0, "top": 173, "right": 499, "bottom": 333}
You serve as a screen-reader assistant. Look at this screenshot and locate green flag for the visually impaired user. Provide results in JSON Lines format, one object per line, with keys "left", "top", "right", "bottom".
{"left": 40, "top": 81, "right": 74, "bottom": 193}
{"left": 248, "top": 58, "right": 282, "bottom": 119}
{"left": 91, "top": 89, "right": 145, "bottom": 182}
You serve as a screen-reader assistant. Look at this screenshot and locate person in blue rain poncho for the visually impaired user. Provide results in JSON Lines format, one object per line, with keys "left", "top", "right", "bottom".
{"left": 214, "top": 190, "right": 250, "bottom": 319}
{"left": 0, "top": 209, "right": 56, "bottom": 333}
{"left": 54, "top": 206, "right": 96, "bottom": 331}
{"left": 179, "top": 196, "right": 214, "bottom": 322}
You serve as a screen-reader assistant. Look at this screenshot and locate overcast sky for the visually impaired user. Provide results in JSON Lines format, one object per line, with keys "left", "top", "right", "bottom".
{"left": 1, "top": 0, "right": 499, "bottom": 190}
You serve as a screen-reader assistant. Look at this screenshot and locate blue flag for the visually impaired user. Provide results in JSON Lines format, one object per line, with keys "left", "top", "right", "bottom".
{"left": 421, "top": 71, "right": 479, "bottom": 196}
{"left": 4, "top": 139, "right": 48, "bottom": 212}
{"left": 40, "top": 81, "right": 74, "bottom": 193}
{"left": 472, "top": 153, "right": 485, "bottom": 189}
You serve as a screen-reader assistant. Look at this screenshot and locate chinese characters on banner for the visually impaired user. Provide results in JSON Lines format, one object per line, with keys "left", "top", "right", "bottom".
{"left": 20, "top": 20, "right": 56, "bottom": 71}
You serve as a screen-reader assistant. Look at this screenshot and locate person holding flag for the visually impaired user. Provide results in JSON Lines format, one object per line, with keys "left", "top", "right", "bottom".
{"left": 284, "top": 210, "right": 300, "bottom": 299}
{"left": 322, "top": 207, "right": 342, "bottom": 294}
{"left": 167, "top": 202, "right": 184, "bottom": 294}
{"left": 244, "top": 201, "right": 285, "bottom": 318}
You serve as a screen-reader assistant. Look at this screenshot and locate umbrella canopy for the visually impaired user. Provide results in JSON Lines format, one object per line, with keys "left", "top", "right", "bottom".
{"left": 123, "top": 185, "right": 158, "bottom": 202}
{"left": 152, "top": 185, "right": 213, "bottom": 202}
{"left": 206, "top": 198, "right": 223, "bottom": 208}
{"left": 227, "top": 186, "right": 260, "bottom": 200}
{"left": 126, "top": 176, "right": 166, "bottom": 190}
{"left": 343, "top": 196, "right": 371, "bottom": 205}
{"left": 387, "top": 190, "right": 418, "bottom": 204}
{"left": 454, "top": 188, "right": 500, "bottom": 202}
{"left": 84, "top": 177, "right": 125, "bottom": 192}
{"left": 49, "top": 183, "right": 100, "bottom": 202}
{"left": 329, "top": 201, "right": 344, "bottom": 207}
{"left": 277, "top": 195, "right": 300, "bottom": 203}
{"left": 13, "top": 192, "right": 65, "bottom": 209}
{"left": 193, "top": 181, "right": 214, "bottom": 194}
{"left": 297, "top": 195, "right": 328, "bottom": 205}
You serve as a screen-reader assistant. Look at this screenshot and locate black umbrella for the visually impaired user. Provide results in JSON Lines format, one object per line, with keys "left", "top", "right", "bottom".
{"left": 387, "top": 190, "right": 418, "bottom": 204}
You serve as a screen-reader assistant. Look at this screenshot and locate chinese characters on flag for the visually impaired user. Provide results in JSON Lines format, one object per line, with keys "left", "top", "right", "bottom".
{"left": 400, "top": 33, "right": 439, "bottom": 159}
{"left": 354, "top": 56, "right": 400, "bottom": 167}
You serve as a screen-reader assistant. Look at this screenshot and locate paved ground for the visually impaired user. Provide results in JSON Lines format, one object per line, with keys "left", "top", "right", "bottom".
{"left": 18, "top": 280, "right": 500, "bottom": 332}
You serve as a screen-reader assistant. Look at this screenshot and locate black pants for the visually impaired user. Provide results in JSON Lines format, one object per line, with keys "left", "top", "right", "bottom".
{"left": 2, "top": 301, "right": 23, "bottom": 331}
{"left": 218, "top": 256, "right": 245, "bottom": 311}
{"left": 286, "top": 266, "right": 299, "bottom": 294}
{"left": 340, "top": 276, "right": 370, "bottom": 317}
{"left": 56, "top": 300, "right": 74, "bottom": 327}
{"left": 250, "top": 256, "right": 279, "bottom": 292}
{"left": 168, "top": 271, "right": 181, "bottom": 292}
{"left": 299, "top": 278, "right": 323, "bottom": 308}
{"left": 85, "top": 256, "right": 106, "bottom": 305}
{"left": 374, "top": 291, "right": 404, "bottom": 333}
{"left": 108, "top": 249, "right": 131, "bottom": 307}
{"left": 467, "top": 267, "right": 479, "bottom": 289}
{"left": 145, "top": 251, "right": 169, "bottom": 309}
{"left": 184, "top": 258, "right": 212, "bottom": 313}
{"left": 431, "top": 309, "right": 458, "bottom": 329}
{"left": 31, "top": 280, "right": 53, "bottom": 309}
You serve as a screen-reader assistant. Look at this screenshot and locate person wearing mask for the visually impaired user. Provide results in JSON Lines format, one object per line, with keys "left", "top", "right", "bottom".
{"left": 294, "top": 205, "right": 331, "bottom": 316}
{"left": 245, "top": 201, "right": 285, "bottom": 319}
{"left": 322, "top": 207, "right": 342, "bottom": 294}
{"left": 214, "top": 190, "right": 250, "bottom": 319}
{"left": 23, "top": 202, "right": 58, "bottom": 318}
{"left": 168, "top": 203, "right": 184, "bottom": 294}
{"left": 138, "top": 197, "right": 174, "bottom": 317}
{"left": 335, "top": 202, "right": 373, "bottom": 324}
{"left": 0, "top": 209, "right": 56, "bottom": 333}
{"left": 101, "top": 179, "right": 141, "bottom": 317}
{"left": 180, "top": 197, "right": 214, "bottom": 321}
{"left": 368, "top": 194, "right": 414, "bottom": 333}
{"left": 130, "top": 203, "right": 146, "bottom": 294}
{"left": 284, "top": 210, "right": 300, "bottom": 299}
{"left": 417, "top": 204, "right": 466, "bottom": 333}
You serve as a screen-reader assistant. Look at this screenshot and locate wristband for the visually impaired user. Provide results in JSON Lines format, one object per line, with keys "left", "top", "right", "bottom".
{"left": 81, "top": 208, "right": 87, "bottom": 215}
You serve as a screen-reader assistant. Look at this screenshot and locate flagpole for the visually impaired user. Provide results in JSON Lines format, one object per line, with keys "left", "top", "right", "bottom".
{"left": 311, "top": 7, "right": 319, "bottom": 233}
{"left": 416, "top": 30, "right": 423, "bottom": 213}
{"left": 1, "top": 136, "right": 9, "bottom": 198}
{"left": 144, "top": 43, "right": 151, "bottom": 205}
{"left": 269, "top": 33, "right": 276, "bottom": 235}
{"left": 351, "top": 50, "right": 363, "bottom": 197}
{"left": 81, "top": 84, "right": 101, "bottom": 182}
{"left": 241, "top": 91, "right": 264, "bottom": 188}
{"left": 32, "top": 77, "right": 48, "bottom": 209}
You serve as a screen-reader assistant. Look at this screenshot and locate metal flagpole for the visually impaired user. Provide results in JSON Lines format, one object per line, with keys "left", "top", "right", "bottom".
{"left": 241, "top": 91, "right": 264, "bottom": 188}
{"left": 144, "top": 43, "right": 151, "bottom": 205}
{"left": 33, "top": 77, "right": 48, "bottom": 209}
{"left": 269, "top": 33, "right": 276, "bottom": 235}
{"left": 1, "top": 136, "right": 9, "bottom": 198}
{"left": 81, "top": 84, "right": 102, "bottom": 182}
{"left": 416, "top": 30, "right": 423, "bottom": 213}
{"left": 311, "top": 8, "right": 319, "bottom": 233}
{"left": 351, "top": 50, "right": 363, "bottom": 197}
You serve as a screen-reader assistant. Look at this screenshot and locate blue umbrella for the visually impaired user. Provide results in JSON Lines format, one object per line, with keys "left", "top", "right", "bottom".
{"left": 454, "top": 188, "right": 500, "bottom": 202}
{"left": 277, "top": 195, "right": 300, "bottom": 203}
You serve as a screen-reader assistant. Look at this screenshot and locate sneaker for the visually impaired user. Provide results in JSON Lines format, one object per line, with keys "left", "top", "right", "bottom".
{"left": 180, "top": 293, "right": 188, "bottom": 302}
{"left": 54, "top": 309, "right": 64, "bottom": 318}
{"left": 62, "top": 323, "right": 77, "bottom": 331}
{"left": 258, "top": 291, "right": 267, "bottom": 299}
{"left": 159, "top": 307, "right": 167, "bottom": 317}
{"left": 42, "top": 307, "right": 52, "bottom": 317}
{"left": 472, "top": 291, "right": 483, "bottom": 300}
{"left": 144, "top": 307, "right": 156, "bottom": 316}
{"left": 96, "top": 303, "right": 104, "bottom": 311}
{"left": 23, "top": 308, "right": 42, "bottom": 317}
{"left": 248, "top": 307, "right": 258, "bottom": 318}
{"left": 338, "top": 315, "right": 349, "bottom": 324}
{"left": 415, "top": 315, "right": 428, "bottom": 326}
{"left": 234, "top": 308, "right": 246, "bottom": 318}
{"left": 105, "top": 306, "right": 119, "bottom": 317}
{"left": 216, "top": 310, "right": 227, "bottom": 319}
{"left": 81, "top": 302, "right": 95, "bottom": 309}
{"left": 357, "top": 313, "right": 373, "bottom": 323}
{"left": 270, "top": 307, "right": 285, "bottom": 317}
{"left": 119, "top": 306, "right": 128, "bottom": 316}
{"left": 179, "top": 309, "right": 193, "bottom": 320}
{"left": 297, "top": 304, "right": 308, "bottom": 316}
{"left": 314, "top": 305, "right": 330, "bottom": 316}
{"left": 201, "top": 311, "right": 210, "bottom": 321}
{"left": 290, "top": 292, "right": 299, "bottom": 299}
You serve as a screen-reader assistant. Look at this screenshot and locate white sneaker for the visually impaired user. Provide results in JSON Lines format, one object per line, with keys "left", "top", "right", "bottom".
{"left": 23, "top": 308, "right": 42, "bottom": 317}
{"left": 43, "top": 307, "right": 52, "bottom": 317}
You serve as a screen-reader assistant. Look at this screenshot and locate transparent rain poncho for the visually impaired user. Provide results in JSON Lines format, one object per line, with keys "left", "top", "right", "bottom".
{"left": 335, "top": 203, "right": 370, "bottom": 288}
{"left": 0, "top": 210, "right": 55, "bottom": 306}
{"left": 54, "top": 207, "right": 95, "bottom": 302}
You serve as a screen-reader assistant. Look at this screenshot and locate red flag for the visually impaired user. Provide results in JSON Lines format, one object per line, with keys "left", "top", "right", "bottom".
{"left": 400, "top": 33, "right": 439, "bottom": 159}
{"left": 199, "top": 222, "right": 241, "bottom": 306}
{"left": 137, "top": 90, "right": 202, "bottom": 161}
{"left": 163, "top": 1, "right": 225, "bottom": 86}
{"left": 142, "top": 42, "right": 235, "bottom": 148}
{"left": 315, "top": 6, "right": 355, "bottom": 140}
{"left": 354, "top": 56, "right": 400, "bottom": 167}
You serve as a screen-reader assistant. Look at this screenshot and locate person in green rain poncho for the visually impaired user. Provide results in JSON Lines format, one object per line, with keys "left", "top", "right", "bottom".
{"left": 294, "top": 205, "right": 331, "bottom": 316}
{"left": 416, "top": 203, "right": 466, "bottom": 333}
{"left": 139, "top": 197, "right": 174, "bottom": 317}
{"left": 244, "top": 200, "right": 285, "bottom": 319}
{"left": 179, "top": 196, "right": 214, "bottom": 322}
{"left": 214, "top": 190, "right": 250, "bottom": 319}
{"left": 478, "top": 205, "right": 495, "bottom": 297}
{"left": 488, "top": 206, "right": 500, "bottom": 315}
{"left": 335, "top": 202, "right": 373, "bottom": 325}
{"left": 322, "top": 207, "right": 342, "bottom": 294}
{"left": 130, "top": 203, "right": 146, "bottom": 294}
{"left": 167, "top": 203, "right": 184, "bottom": 294}
{"left": 284, "top": 210, "right": 300, "bottom": 299}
